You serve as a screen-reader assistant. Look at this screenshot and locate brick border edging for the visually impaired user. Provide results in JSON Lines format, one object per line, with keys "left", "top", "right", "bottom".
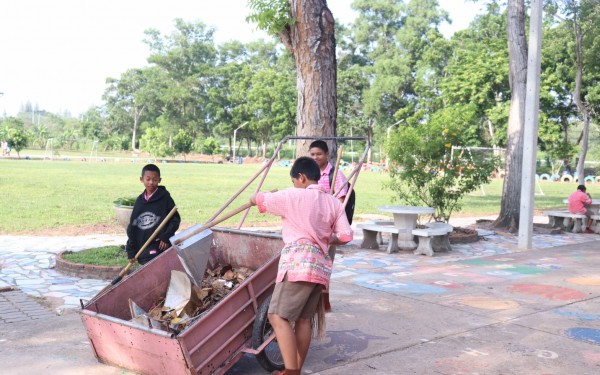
{"left": 55, "top": 251, "right": 122, "bottom": 280}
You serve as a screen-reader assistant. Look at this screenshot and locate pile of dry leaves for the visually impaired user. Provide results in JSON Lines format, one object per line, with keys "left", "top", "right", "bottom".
{"left": 129, "top": 265, "right": 253, "bottom": 333}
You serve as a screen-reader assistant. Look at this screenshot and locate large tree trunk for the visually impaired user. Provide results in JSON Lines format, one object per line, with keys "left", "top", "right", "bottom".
{"left": 493, "top": 0, "right": 527, "bottom": 231}
{"left": 572, "top": 13, "right": 590, "bottom": 182}
{"left": 262, "top": 138, "right": 268, "bottom": 158}
{"left": 278, "top": 0, "right": 337, "bottom": 157}
{"left": 131, "top": 106, "right": 144, "bottom": 151}
{"left": 246, "top": 137, "right": 253, "bottom": 158}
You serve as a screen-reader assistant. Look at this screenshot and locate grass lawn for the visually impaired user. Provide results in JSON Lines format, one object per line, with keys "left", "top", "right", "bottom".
{"left": 61, "top": 245, "right": 130, "bottom": 266}
{"left": 1, "top": 158, "right": 593, "bottom": 234}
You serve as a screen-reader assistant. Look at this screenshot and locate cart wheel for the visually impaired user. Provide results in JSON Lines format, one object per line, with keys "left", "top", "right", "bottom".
{"left": 252, "top": 294, "right": 284, "bottom": 372}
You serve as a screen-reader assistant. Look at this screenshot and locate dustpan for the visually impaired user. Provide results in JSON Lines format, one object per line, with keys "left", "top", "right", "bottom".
{"left": 170, "top": 225, "right": 213, "bottom": 285}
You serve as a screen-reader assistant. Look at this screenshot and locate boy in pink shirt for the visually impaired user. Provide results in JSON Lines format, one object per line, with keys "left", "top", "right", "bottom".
{"left": 568, "top": 184, "right": 594, "bottom": 233}
{"left": 309, "top": 139, "right": 351, "bottom": 311}
{"left": 250, "top": 157, "right": 353, "bottom": 375}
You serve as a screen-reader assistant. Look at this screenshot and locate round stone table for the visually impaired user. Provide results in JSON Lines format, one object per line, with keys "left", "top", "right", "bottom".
{"left": 378, "top": 206, "right": 435, "bottom": 250}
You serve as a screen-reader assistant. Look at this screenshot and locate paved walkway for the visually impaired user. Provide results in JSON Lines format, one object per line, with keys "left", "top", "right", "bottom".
{"left": 2, "top": 216, "right": 600, "bottom": 374}
{"left": 0, "top": 234, "right": 124, "bottom": 313}
{"left": 0, "top": 215, "right": 591, "bottom": 315}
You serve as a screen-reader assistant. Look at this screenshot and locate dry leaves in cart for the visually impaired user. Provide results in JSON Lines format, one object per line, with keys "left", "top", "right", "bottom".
{"left": 129, "top": 266, "right": 253, "bottom": 333}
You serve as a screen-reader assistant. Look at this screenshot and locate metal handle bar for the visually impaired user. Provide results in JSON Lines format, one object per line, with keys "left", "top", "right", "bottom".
{"left": 206, "top": 135, "right": 371, "bottom": 228}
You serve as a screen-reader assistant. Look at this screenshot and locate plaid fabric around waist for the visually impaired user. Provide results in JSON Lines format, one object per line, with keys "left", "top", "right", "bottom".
{"left": 277, "top": 241, "right": 333, "bottom": 288}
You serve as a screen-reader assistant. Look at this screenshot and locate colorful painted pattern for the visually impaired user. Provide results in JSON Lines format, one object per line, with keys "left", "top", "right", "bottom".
{"left": 335, "top": 230, "right": 600, "bottom": 298}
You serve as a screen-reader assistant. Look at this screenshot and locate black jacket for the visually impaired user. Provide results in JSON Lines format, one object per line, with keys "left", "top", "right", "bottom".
{"left": 126, "top": 185, "right": 180, "bottom": 264}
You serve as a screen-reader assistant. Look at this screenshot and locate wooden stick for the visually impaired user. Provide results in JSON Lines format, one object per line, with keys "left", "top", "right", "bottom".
{"left": 108, "top": 206, "right": 178, "bottom": 287}
{"left": 173, "top": 202, "right": 252, "bottom": 246}
{"left": 174, "top": 189, "right": 279, "bottom": 245}
{"left": 330, "top": 144, "right": 345, "bottom": 195}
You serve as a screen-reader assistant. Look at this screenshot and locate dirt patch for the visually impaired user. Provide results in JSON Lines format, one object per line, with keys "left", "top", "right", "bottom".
{"left": 31, "top": 294, "right": 65, "bottom": 312}
{"left": 127, "top": 150, "right": 269, "bottom": 165}
{"left": 449, "top": 227, "right": 479, "bottom": 244}
{"left": 473, "top": 219, "right": 563, "bottom": 236}
{"left": 4, "top": 223, "right": 125, "bottom": 236}
{"left": 3, "top": 218, "right": 283, "bottom": 236}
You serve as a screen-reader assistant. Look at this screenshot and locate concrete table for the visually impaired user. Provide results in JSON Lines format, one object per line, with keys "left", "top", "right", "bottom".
{"left": 378, "top": 206, "right": 435, "bottom": 250}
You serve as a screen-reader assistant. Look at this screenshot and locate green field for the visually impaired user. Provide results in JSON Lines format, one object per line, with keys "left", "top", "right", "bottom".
{"left": 0, "top": 159, "right": 591, "bottom": 234}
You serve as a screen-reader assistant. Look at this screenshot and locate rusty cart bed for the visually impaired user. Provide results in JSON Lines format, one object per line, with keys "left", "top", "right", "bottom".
{"left": 81, "top": 227, "right": 284, "bottom": 375}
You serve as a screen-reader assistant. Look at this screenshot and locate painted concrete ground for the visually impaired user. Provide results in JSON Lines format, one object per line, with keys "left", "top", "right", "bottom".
{"left": 2, "top": 224, "right": 600, "bottom": 374}
{"left": 229, "top": 231, "right": 600, "bottom": 374}
{"left": 323, "top": 234, "right": 600, "bottom": 374}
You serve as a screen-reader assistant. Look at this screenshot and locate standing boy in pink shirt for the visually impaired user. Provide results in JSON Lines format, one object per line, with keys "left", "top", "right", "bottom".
{"left": 249, "top": 157, "right": 353, "bottom": 375}
{"left": 308, "top": 140, "right": 351, "bottom": 311}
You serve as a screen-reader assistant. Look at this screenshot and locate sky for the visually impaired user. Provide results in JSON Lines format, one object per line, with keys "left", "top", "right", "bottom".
{"left": 0, "top": 0, "right": 483, "bottom": 118}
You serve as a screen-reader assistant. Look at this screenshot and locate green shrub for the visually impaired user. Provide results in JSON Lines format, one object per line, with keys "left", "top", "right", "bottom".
{"left": 113, "top": 197, "right": 136, "bottom": 206}
{"left": 202, "top": 137, "right": 220, "bottom": 155}
{"left": 387, "top": 106, "right": 499, "bottom": 222}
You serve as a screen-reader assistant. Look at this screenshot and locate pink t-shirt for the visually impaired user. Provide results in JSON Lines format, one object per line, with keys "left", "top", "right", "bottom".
{"left": 256, "top": 184, "right": 353, "bottom": 287}
{"left": 318, "top": 162, "right": 349, "bottom": 199}
{"left": 568, "top": 190, "right": 591, "bottom": 214}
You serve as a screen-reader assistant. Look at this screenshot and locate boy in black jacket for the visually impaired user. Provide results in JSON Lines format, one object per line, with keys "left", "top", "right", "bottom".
{"left": 126, "top": 164, "right": 181, "bottom": 265}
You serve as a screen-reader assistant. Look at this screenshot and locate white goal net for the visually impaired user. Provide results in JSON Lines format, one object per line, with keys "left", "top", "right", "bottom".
{"left": 44, "top": 138, "right": 99, "bottom": 161}
{"left": 450, "top": 146, "right": 544, "bottom": 196}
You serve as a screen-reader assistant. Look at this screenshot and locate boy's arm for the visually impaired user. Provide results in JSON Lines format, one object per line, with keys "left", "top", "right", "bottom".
{"left": 125, "top": 240, "right": 135, "bottom": 259}
{"left": 159, "top": 198, "right": 181, "bottom": 244}
{"left": 250, "top": 190, "right": 286, "bottom": 216}
{"left": 125, "top": 224, "right": 136, "bottom": 259}
{"left": 331, "top": 209, "right": 353, "bottom": 245}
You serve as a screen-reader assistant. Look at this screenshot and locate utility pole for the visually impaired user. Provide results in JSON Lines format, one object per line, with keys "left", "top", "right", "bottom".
{"left": 232, "top": 122, "right": 248, "bottom": 163}
{"left": 518, "top": 0, "right": 543, "bottom": 249}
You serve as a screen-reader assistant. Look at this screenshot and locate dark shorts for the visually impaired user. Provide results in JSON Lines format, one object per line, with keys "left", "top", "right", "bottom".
{"left": 328, "top": 245, "right": 336, "bottom": 262}
{"left": 268, "top": 276, "right": 323, "bottom": 321}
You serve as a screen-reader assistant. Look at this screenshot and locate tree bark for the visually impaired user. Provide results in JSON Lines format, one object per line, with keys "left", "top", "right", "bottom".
{"left": 262, "top": 138, "right": 268, "bottom": 158}
{"left": 246, "top": 137, "right": 253, "bottom": 158}
{"left": 278, "top": 0, "right": 338, "bottom": 157}
{"left": 572, "top": 12, "right": 590, "bottom": 182}
{"left": 131, "top": 105, "right": 144, "bottom": 151}
{"left": 493, "top": 0, "right": 527, "bottom": 231}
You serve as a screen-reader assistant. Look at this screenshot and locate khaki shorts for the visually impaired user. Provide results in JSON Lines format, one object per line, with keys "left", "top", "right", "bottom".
{"left": 268, "top": 276, "right": 323, "bottom": 321}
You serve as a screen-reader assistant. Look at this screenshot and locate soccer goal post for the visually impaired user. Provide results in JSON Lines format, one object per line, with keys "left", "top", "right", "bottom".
{"left": 450, "top": 146, "right": 507, "bottom": 196}
{"left": 44, "top": 138, "right": 99, "bottom": 161}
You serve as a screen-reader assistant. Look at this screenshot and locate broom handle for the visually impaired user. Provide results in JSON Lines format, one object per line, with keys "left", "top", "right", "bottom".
{"left": 330, "top": 145, "right": 344, "bottom": 195}
{"left": 173, "top": 203, "right": 252, "bottom": 245}
{"left": 173, "top": 188, "right": 278, "bottom": 245}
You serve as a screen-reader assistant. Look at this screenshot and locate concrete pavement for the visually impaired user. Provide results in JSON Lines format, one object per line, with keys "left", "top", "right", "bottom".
{"left": 1, "top": 218, "right": 600, "bottom": 374}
